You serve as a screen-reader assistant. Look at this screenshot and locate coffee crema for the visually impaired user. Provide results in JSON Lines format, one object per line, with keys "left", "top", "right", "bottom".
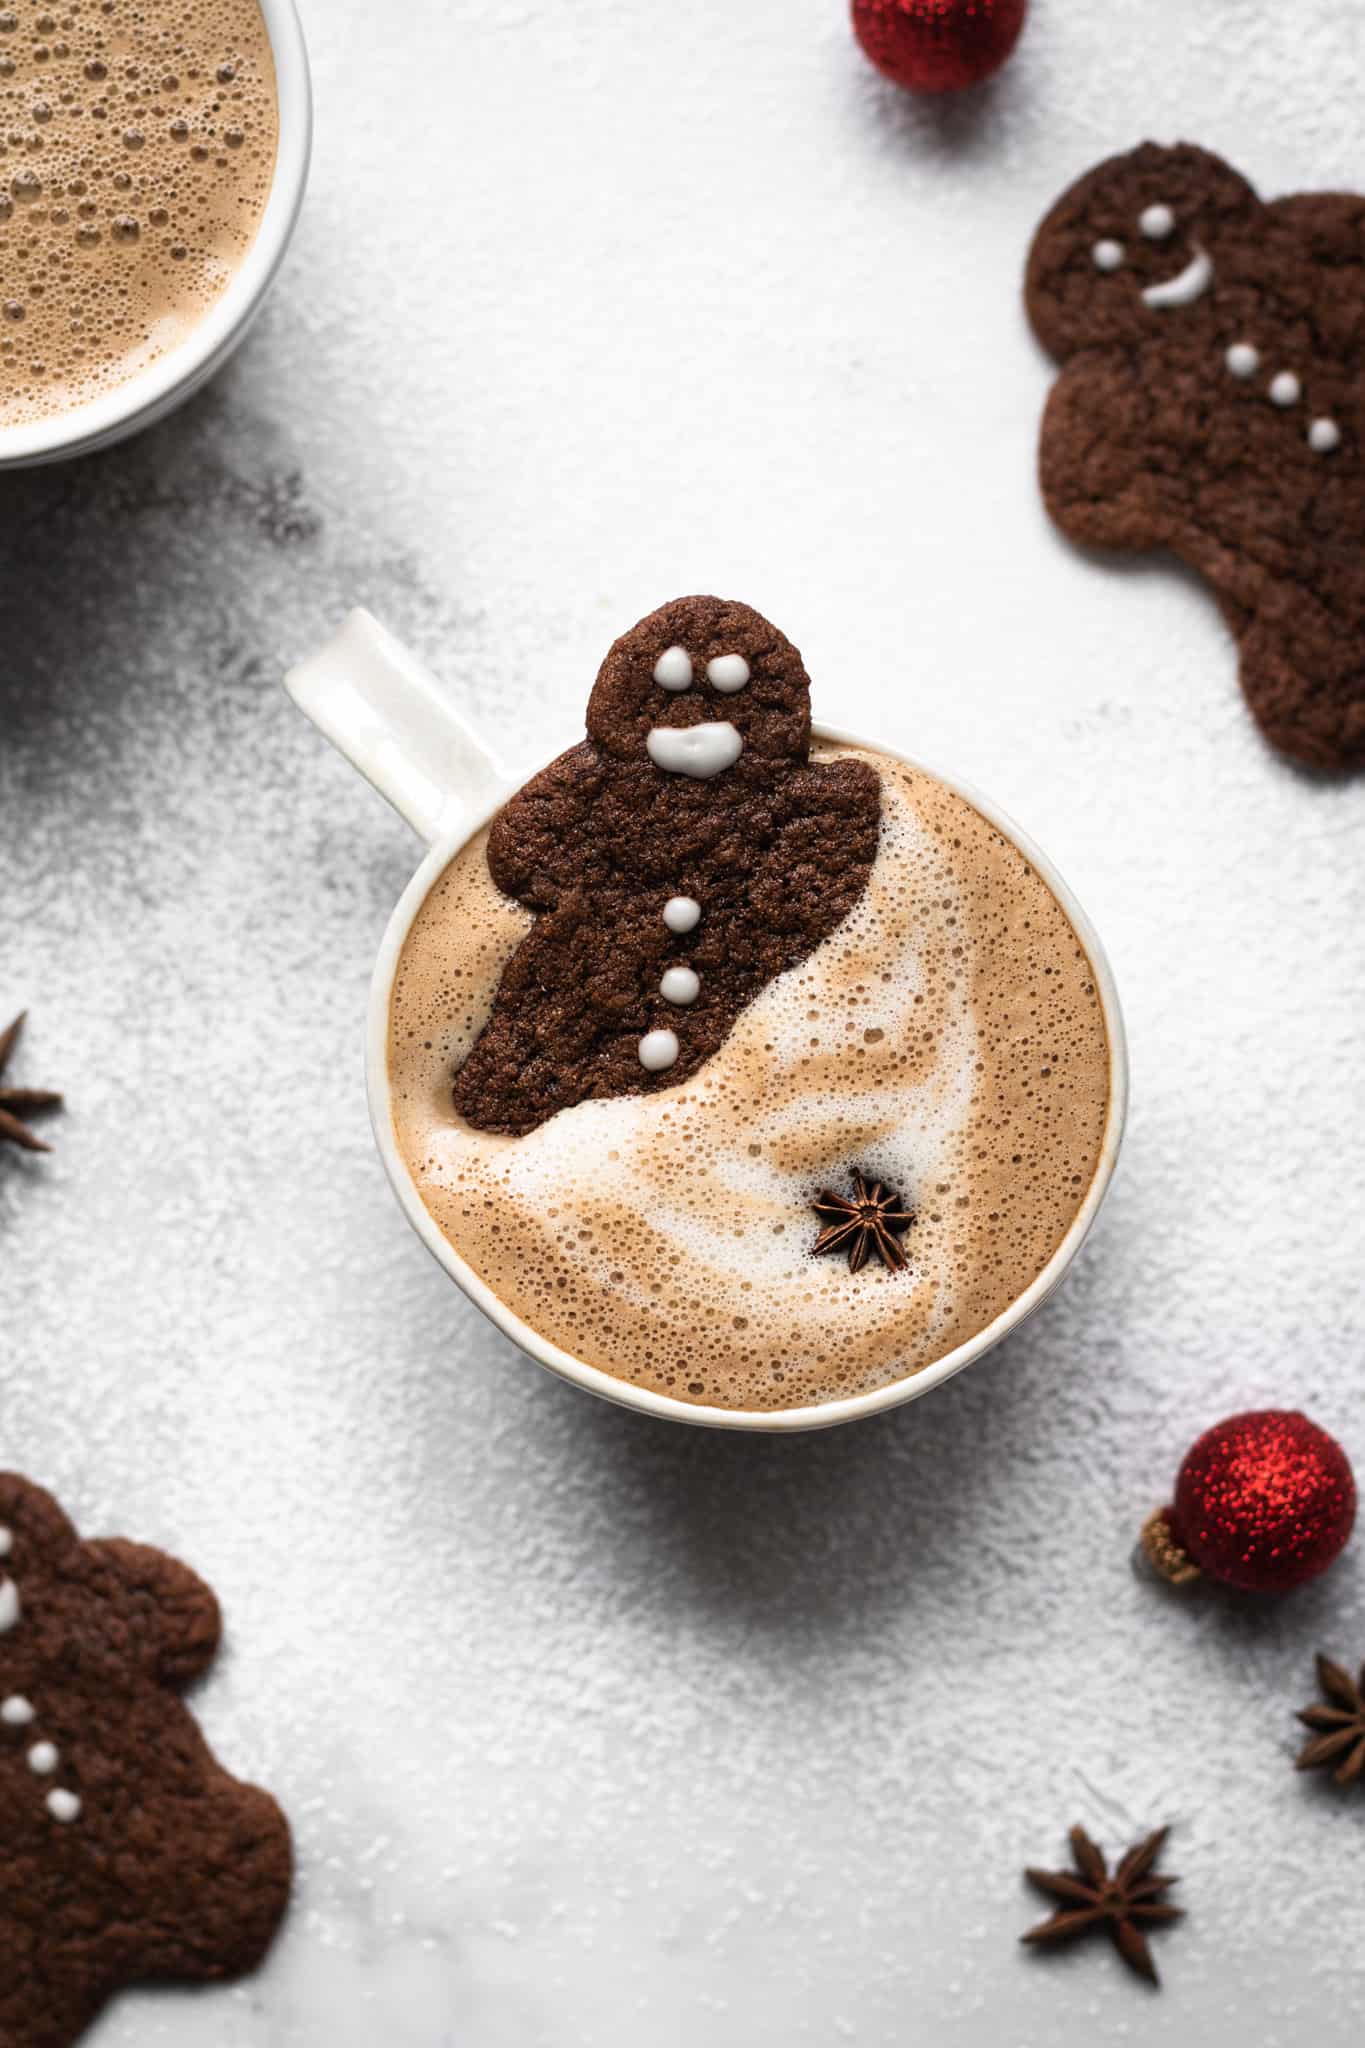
{"left": 388, "top": 746, "right": 1112, "bottom": 1412}
{"left": 0, "top": 0, "right": 277, "bottom": 428}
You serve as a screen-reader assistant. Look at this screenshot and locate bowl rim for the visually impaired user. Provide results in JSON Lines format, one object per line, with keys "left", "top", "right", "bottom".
{"left": 365, "top": 726, "right": 1129, "bottom": 1433}
{"left": 0, "top": 0, "right": 311, "bottom": 468}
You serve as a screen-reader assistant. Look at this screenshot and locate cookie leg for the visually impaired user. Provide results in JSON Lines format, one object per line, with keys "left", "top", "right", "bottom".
{"left": 1235, "top": 609, "right": 1365, "bottom": 772}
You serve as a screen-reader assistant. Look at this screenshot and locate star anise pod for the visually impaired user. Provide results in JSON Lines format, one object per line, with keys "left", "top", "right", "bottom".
{"left": 811, "top": 1170, "right": 914, "bottom": 1273}
{"left": 1295, "top": 1653, "right": 1365, "bottom": 1786}
{"left": 1021, "top": 1824, "right": 1181, "bottom": 1986}
{"left": 0, "top": 1013, "right": 63, "bottom": 1154}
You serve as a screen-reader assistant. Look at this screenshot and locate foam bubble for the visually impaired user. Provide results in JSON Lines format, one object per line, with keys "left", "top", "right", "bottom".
{"left": 0, "top": 0, "right": 278, "bottom": 429}
{"left": 388, "top": 747, "right": 1112, "bottom": 1412}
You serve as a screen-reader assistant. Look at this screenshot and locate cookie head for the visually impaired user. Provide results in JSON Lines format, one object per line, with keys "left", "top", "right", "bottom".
{"left": 585, "top": 595, "right": 812, "bottom": 774}
{"left": 1027, "top": 142, "right": 1261, "bottom": 359}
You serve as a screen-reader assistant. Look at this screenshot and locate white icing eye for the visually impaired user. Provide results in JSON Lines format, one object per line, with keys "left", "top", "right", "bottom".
{"left": 47, "top": 1788, "right": 80, "bottom": 1823}
{"left": 652, "top": 646, "right": 693, "bottom": 691}
{"left": 0, "top": 1695, "right": 34, "bottom": 1726}
{"left": 1140, "top": 203, "right": 1175, "bottom": 240}
{"left": 1225, "top": 342, "right": 1259, "bottom": 378}
{"left": 27, "top": 1741, "right": 58, "bottom": 1775}
{"left": 1309, "top": 418, "right": 1341, "bottom": 453}
{"left": 1269, "top": 370, "right": 1301, "bottom": 407}
{"left": 706, "top": 654, "right": 750, "bottom": 693}
{"left": 1092, "top": 239, "right": 1124, "bottom": 272}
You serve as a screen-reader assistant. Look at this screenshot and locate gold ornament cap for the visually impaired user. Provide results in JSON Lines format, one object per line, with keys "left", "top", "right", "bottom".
{"left": 1139, "top": 1506, "right": 1202, "bottom": 1587}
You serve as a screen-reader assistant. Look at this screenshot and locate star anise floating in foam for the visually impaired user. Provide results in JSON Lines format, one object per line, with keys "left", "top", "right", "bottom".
{"left": 1021, "top": 1824, "right": 1182, "bottom": 1987}
{"left": 811, "top": 1170, "right": 914, "bottom": 1273}
{"left": 0, "top": 1012, "right": 64, "bottom": 1154}
{"left": 1295, "top": 1653, "right": 1365, "bottom": 1787}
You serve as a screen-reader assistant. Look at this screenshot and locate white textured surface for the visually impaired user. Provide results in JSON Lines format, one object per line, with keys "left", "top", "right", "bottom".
{"left": 3, "top": 0, "right": 1364, "bottom": 2041}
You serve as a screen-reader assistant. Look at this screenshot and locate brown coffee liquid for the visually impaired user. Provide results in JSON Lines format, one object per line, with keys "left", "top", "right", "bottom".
{"left": 0, "top": 0, "right": 278, "bottom": 428}
{"left": 388, "top": 747, "right": 1114, "bottom": 1413}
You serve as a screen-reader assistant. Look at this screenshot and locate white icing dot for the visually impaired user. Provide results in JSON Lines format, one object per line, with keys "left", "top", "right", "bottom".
{"left": 1225, "top": 342, "right": 1259, "bottom": 379}
{"left": 1091, "top": 239, "right": 1124, "bottom": 272}
{"left": 662, "top": 896, "right": 701, "bottom": 934}
{"left": 47, "top": 1788, "right": 80, "bottom": 1823}
{"left": 706, "top": 654, "right": 750, "bottom": 693}
{"left": 0, "top": 1527, "right": 11, "bottom": 1558}
{"left": 0, "top": 1580, "right": 20, "bottom": 1633}
{"left": 646, "top": 721, "right": 743, "bottom": 780}
{"left": 652, "top": 646, "right": 693, "bottom": 691}
{"left": 1309, "top": 417, "right": 1341, "bottom": 453}
{"left": 27, "top": 1741, "right": 57, "bottom": 1775}
{"left": 638, "top": 1029, "right": 680, "bottom": 1073}
{"left": 0, "top": 1696, "right": 34, "bottom": 1726}
{"left": 1140, "top": 203, "right": 1174, "bottom": 240}
{"left": 659, "top": 966, "right": 700, "bottom": 1007}
{"left": 1269, "top": 370, "right": 1301, "bottom": 407}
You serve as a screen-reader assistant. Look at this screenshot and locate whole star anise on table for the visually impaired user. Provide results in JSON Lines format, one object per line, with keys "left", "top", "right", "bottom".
{"left": 0, "top": 1013, "right": 63, "bottom": 1153}
{"left": 1295, "top": 1653, "right": 1365, "bottom": 1787}
{"left": 1021, "top": 1824, "right": 1181, "bottom": 1986}
{"left": 811, "top": 1170, "right": 914, "bottom": 1273}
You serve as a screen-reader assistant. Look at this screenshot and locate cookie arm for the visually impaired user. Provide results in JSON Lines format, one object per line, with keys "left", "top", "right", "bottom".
{"left": 749, "top": 757, "right": 881, "bottom": 946}
{"left": 0, "top": 1471, "right": 79, "bottom": 1560}
{"left": 1039, "top": 349, "right": 1170, "bottom": 554}
{"left": 485, "top": 741, "right": 602, "bottom": 909}
{"left": 1266, "top": 191, "right": 1365, "bottom": 259}
{"left": 87, "top": 1537, "right": 222, "bottom": 1686}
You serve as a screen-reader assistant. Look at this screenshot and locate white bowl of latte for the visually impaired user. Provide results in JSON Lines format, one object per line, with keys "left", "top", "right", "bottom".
{"left": 0, "top": 0, "right": 310, "bottom": 470}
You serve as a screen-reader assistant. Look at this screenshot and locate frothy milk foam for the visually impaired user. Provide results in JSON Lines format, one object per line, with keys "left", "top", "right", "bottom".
{"left": 0, "top": 0, "right": 277, "bottom": 429}
{"left": 389, "top": 746, "right": 1111, "bottom": 1411}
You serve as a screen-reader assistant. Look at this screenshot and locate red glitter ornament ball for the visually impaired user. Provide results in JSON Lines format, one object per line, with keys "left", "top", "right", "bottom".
{"left": 851, "top": 0, "right": 1028, "bottom": 95}
{"left": 1144, "top": 1410, "right": 1357, "bottom": 1595}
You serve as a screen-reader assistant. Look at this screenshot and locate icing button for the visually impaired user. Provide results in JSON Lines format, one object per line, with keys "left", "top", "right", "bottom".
{"left": 27, "top": 1741, "right": 58, "bottom": 1775}
{"left": 46, "top": 1788, "right": 81, "bottom": 1823}
{"left": 1091, "top": 239, "right": 1123, "bottom": 272}
{"left": 1225, "top": 342, "right": 1259, "bottom": 379}
{"left": 1309, "top": 418, "right": 1341, "bottom": 453}
{"left": 659, "top": 967, "right": 700, "bottom": 1007}
{"left": 1140, "top": 203, "right": 1174, "bottom": 239}
{"left": 638, "top": 1029, "right": 680, "bottom": 1073}
{"left": 662, "top": 896, "right": 701, "bottom": 934}
{"left": 1269, "top": 370, "right": 1302, "bottom": 407}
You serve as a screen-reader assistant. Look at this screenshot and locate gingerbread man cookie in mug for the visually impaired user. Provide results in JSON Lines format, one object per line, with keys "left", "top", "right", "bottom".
{"left": 1027, "top": 141, "right": 1365, "bottom": 771}
{"left": 451, "top": 595, "right": 882, "bottom": 1135}
{"left": 0, "top": 1474, "right": 291, "bottom": 2047}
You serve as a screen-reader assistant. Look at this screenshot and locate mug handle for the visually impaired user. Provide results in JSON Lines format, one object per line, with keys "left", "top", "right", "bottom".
{"left": 284, "top": 609, "right": 510, "bottom": 846}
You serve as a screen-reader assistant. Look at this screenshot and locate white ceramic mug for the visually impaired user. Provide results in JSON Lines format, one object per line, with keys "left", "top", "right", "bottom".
{"left": 0, "top": 0, "right": 311, "bottom": 470}
{"left": 286, "top": 610, "right": 1129, "bottom": 1434}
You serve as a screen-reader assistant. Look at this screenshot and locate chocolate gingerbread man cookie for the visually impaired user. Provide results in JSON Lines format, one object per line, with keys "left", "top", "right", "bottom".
{"left": 0, "top": 1474, "right": 291, "bottom": 2048}
{"left": 453, "top": 595, "right": 881, "bottom": 1135}
{"left": 1027, "top": 142, "right": 1365, "bottom": 770}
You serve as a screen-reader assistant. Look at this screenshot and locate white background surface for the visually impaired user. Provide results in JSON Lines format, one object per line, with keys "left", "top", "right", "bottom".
{"left": 3, "top": 1, "right": 1365, "bottom": 2042}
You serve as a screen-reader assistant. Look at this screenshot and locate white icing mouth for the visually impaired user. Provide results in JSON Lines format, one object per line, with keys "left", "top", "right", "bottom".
{"left": 646, "top": 721, "right": 743, "bottom": 778}
{"left": 1142, "top": 243, "right": 1213, "bottom": 309}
